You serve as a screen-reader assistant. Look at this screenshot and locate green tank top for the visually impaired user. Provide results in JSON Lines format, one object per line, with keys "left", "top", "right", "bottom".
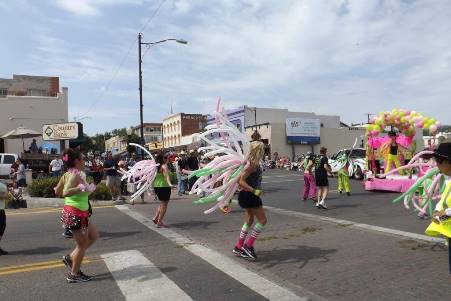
{"left": 65, "top": 192, "right": 90, "bottom": 211}
{"left": 154, "top": 171, "right": 169, "bottom": 188}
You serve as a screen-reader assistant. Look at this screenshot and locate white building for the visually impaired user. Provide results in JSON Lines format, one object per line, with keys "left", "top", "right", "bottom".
{"left": 0, "top": 75, "right": 69, "bottom": 154}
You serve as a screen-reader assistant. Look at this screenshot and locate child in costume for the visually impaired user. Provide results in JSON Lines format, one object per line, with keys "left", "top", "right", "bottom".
{"left": 424, "top": 142, "right": 451, "bottom": 273}
{"left": 337, "top": 162, "right": 351, "bottom": 196}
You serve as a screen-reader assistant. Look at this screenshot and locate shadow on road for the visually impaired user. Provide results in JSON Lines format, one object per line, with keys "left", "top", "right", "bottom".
{"left": 98, "top": 231, "right": 142, "bottom": 240}
{"left": 256, "top": 245, "right": 337, "bottom": 270}
{"left": 328, "top": 204, "right": 360, "bottom": 210}
{"left": 8, "top": 246, "right": 67, "bottom": 255}
{"left": 170, "top": 220, "right": 218, "bottom": 230}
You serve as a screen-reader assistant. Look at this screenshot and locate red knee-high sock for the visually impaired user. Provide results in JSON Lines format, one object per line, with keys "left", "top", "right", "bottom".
{"left": 245, "top": 223, "right": 265, "bottom": 248}
{"left": 235, "top": 223, "right": 249, "bottom": 249}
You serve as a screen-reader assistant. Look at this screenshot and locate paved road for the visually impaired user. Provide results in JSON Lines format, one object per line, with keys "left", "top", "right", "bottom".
{"left": 0, "top": 169, "right": 450, "bottom": 300}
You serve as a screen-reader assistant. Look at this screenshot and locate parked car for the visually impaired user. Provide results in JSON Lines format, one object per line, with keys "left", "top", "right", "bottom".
{"left": 0, "top": 153, "right": 18, "bottom": 179}
{"left": 329, "top": 148, "right": 366, "bottom": 180}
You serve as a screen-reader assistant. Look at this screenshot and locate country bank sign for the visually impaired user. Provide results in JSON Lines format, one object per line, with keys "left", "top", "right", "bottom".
{"left": 286, "top": 118, "right": 321, "bottom": 145}
{"left": 42, "top": 122, "right": 83, "bottom": 141}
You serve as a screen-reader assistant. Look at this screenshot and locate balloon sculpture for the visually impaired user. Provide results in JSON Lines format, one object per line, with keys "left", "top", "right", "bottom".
{"left": 188, "top": 99, "right": 250, "bottom": 214}
{"left": 366, "top": 109, "right": 440, "bottom": 138}
{"left": 392, "top": 150, "right": 446, "bottom": 218}
{"left": 121, "top": 143, "right": 159, "bottom": 204}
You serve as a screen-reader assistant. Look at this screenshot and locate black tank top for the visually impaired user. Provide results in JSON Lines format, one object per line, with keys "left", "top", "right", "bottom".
{"left": 390, "top": 144, "right": 398, "bottom": 155}
{"left": 247, "top": 165, "right": 262, "bottom": 189}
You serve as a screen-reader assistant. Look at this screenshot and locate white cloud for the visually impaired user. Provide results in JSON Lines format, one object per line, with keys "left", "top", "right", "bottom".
{"left": 55, "top": 0, "right": 145, "bottom": 16}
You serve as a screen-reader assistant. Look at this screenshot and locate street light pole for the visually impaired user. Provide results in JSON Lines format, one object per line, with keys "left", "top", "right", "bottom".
{"left": 138, "top": 33, "right": 145, "bottom": 146}
{"left": 138, "top": 33, "right": 188, "bottom": 148}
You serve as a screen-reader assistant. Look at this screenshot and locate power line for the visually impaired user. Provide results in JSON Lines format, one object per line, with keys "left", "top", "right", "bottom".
{"left": 81, "top": 0, "right": 168, "bottom": 118}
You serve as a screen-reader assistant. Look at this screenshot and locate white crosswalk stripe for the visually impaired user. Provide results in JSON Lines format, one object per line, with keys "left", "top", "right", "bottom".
{"left": 102, "top": 250, "right": 193, "bottom": 301}
{"left": 116, "top": 205, "right": 308, "bottom": 301}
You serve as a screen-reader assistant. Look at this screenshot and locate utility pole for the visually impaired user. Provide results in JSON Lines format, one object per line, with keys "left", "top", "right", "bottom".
{"left": 138, "top": 33, "right": 145, "bottom": 146}
{"left": 365, "top": 113, "right": 373, "bottom": 124}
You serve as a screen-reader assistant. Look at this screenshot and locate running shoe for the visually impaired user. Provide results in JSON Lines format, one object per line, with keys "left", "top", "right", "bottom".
{"left": 0, "top": 248, "right": 8, "bottom": 255}
{"left": 232, "top": 246, "right": 246, "bottom": 257}
{"left": 62, "top": 254, "right": 72, "bottom": 271}
{"left": 241, "top": 245, "right": 257, "bottom": 260}
{"left": 62, "top": 229, "right": 73, "bottom": 239}
{"left": 318, "top": 201, "right": 328, "bottom": 210}
{"left": 347, "top": 192, "right": 351, "bottom": 196}
{"left": 315, "top": 203, "right": 321, "bottom": 209}
{"left": 66, "top": 272, "right": 93, "bottom": 283}
{"left": 339, "top": 190, "right": 342, "bottom": 194}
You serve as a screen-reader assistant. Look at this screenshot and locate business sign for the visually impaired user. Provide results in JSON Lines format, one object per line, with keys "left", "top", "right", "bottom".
{"left": 286, "top": 118, "right": 321, "bottom": 144}
{"left": 42, "top": 122, "right": 83, "bottom": 141}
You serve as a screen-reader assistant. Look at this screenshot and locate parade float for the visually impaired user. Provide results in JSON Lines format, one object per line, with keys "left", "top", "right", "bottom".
{"left": 364, "top": 109, "right": 440, "bottom": 193}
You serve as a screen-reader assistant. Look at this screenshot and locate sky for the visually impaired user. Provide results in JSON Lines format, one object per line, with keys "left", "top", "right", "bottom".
{"left": 1, "top": 0, "right": 450, "bottom": 135}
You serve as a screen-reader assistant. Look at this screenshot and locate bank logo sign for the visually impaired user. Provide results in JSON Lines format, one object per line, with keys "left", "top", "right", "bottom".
{"left": 42, "top": 122, "right": 83, "bottom": 141}
{"left": 286, "top": 118, "right": 321, "bottom": 144}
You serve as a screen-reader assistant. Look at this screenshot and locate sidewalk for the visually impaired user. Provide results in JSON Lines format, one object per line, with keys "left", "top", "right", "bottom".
{"left": 131, "top": 194, "right": 451, "bottom": 301}
{"left": 13, "top": 195, "right": 121, "bottom": 209}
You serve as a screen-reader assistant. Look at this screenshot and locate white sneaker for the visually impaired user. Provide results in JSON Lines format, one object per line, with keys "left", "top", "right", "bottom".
{"left": 318, "top": 201, "right": 328, "bottom": 210}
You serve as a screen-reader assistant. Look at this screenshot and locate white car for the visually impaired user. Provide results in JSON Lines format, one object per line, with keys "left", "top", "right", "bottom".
{"left": 329, "top": 148, "right": 366, "bottom": 180}
{"left": 0, "top": 153, "right": 18, "bottom": 179}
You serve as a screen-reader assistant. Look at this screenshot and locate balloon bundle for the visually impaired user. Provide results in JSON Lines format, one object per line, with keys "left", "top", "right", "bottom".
{"left": 121, "top": 143, "right": 159, "bottom": 204}
{"left": 189, "top": 100, "right": 250, "bottom": 214}
{"left": 392, "top": 151, "right": 445, "bottom": 217}
{"left": 366, "top": 109, "right": 441, "bottom": 138}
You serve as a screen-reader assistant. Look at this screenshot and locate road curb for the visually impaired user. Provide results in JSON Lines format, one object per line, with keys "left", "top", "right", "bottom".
{"left": 17, "top": 197, "right": 119, "bottom": 209}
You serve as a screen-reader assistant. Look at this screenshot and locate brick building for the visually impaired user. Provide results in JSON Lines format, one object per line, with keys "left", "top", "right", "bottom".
{"left": 163, "top": 113, "right": 207, "bottom": 148}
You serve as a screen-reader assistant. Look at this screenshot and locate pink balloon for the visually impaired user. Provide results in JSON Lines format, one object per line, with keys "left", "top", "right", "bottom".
{"left": 430, "top": 124, "right": 438, "bottom": 133}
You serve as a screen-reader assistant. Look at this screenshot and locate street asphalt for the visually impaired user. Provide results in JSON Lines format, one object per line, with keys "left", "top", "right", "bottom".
{"left": 0, "top": 169, "right": 450, "bottom": 301}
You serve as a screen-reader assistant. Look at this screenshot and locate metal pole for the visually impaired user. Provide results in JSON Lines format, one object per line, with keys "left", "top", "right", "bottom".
{"left": 138, "top": 33, "right": 145, "bottom": 147}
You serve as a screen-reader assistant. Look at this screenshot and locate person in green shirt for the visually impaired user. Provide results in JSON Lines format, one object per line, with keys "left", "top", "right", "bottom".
{"left": 152, "top": 152, "right": 174, "bottom": 228}
{"left": 58, "top": 149, "right": 98, "bottom": 283}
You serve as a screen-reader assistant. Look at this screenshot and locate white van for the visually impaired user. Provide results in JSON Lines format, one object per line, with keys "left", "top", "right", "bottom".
{"left": 0, "top": 153, "right": 18, "bottom": 178}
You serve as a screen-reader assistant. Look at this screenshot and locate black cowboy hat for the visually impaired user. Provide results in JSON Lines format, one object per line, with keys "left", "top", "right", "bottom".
{"left": 434, "top": 142, "right": 451, "bottom": 162}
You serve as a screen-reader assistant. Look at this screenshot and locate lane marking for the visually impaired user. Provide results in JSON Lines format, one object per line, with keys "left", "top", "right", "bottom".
{"left": 0, "top": 257, "right": 101, "bottom": 276}
{"left": 6, "top": 205, "right": 116, "bottom": 216}
{"left": 116, "top": 205, "right": 307, "bottom": 301}
{"left": 263, "top": 205, "right": 445, "bottom": 244}
{"left": 102, "top": 250, "right": 192, "bottom": 301}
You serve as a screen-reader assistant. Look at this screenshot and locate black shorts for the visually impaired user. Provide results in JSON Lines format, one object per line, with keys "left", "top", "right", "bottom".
{"left": 0, "top": 210, "right": 6, "bottom": 236}
{"left": 154, "top": 187, "right": 171, "bottom": 202}
{"left": 238, "top": 191, "right": 262, "bottom": 209}
{"left": 17, "top": 179, "right": 26, "bottom": 188}
{"left": 315, "top": 176, "right": 329, "bottom": 187}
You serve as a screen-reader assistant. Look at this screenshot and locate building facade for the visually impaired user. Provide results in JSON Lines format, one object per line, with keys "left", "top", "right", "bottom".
{"left": 132, "top": 123, "right": 163, "bottom": 149}
{"left": 104, "top": 136, "right": 128, "bottom": 155}
{"left": 0, "top": 75, "right": 68, "bottom": 154}
{"left": 163, "top": 113, "right": 206, "bottom": 148}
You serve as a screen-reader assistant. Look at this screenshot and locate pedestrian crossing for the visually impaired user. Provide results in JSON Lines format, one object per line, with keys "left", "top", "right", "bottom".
{"left": 102, "top": 250, "right": 193, "bottom": 301}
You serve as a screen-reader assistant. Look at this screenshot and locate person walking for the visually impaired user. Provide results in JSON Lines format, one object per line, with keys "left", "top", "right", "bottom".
{"left": 0, "top": 182, "right": 8, "bottom": 255}
{"left": 302, "top": 151, "right": 317, "bottom": 202}
{"left": 315, "top": 147, "right": 332, "bottom": 210}
{"left": 59, "top": 149, "right": 98, "bottom": 282}
{"left": 49, "top": 155, "right": 64, "bottom": 177}
{"left": 104, "top": 153, "right": 121, "bottom": 201}
{"left": 232, "top": 141, "right": 267, "bottom": 260}
{"left": 152, "top": 153, "right": 174, "bottom": 228}
{"left": 337, "top": 162, "right": 351, "bottom": 196}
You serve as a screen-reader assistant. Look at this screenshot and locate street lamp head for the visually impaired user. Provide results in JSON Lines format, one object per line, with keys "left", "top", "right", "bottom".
{"left": 175, "top": 39, "right": 188, "bottom": 45}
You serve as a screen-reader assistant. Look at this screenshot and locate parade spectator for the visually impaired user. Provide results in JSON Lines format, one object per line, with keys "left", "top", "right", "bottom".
{"left": 128, "top": 153, "right": 137, "bottom": 168}
{"left": 13, "top": 158, "right": 26, "bottom": 188}
{"left": 0, "top": 182, "right": 7, "bottom": 255}
{"left": 29, "top": 139, "right": 38, "bottom": 153}
{"left": 187, "top": 150, "right": 199, "bottom": 190}
{"left": 49, "top": 155, "right": 64, "bottom": 177}
{"left": 176, "top": 151, "right": 188, "bottom": 196}
{"left": 104, "top": 153, "right": 121, "bottom": 201}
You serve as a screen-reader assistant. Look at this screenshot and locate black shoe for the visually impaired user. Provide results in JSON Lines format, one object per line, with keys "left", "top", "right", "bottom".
{"left": 62, "top": 254, "right": 72, "bottom": 271}
{"left": 0, "top": 248, "right": 8, "bottom": 255}
{"left": 62, "top": 230, "right": 73, "bottom": 239}
{"left": 339, "top": 190, "right": 342, "bottom": 194}
{"left": 66, "top": 272, "right": 93, "bottom": 283}
{"left": 347, "top": 192, "right": 351, "bottom": 196}
{"left": 242, "top": 245, "right": 257, "bottom": 260}
{"left": 233, "top": 246, "right": 246, "bottom": 257}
